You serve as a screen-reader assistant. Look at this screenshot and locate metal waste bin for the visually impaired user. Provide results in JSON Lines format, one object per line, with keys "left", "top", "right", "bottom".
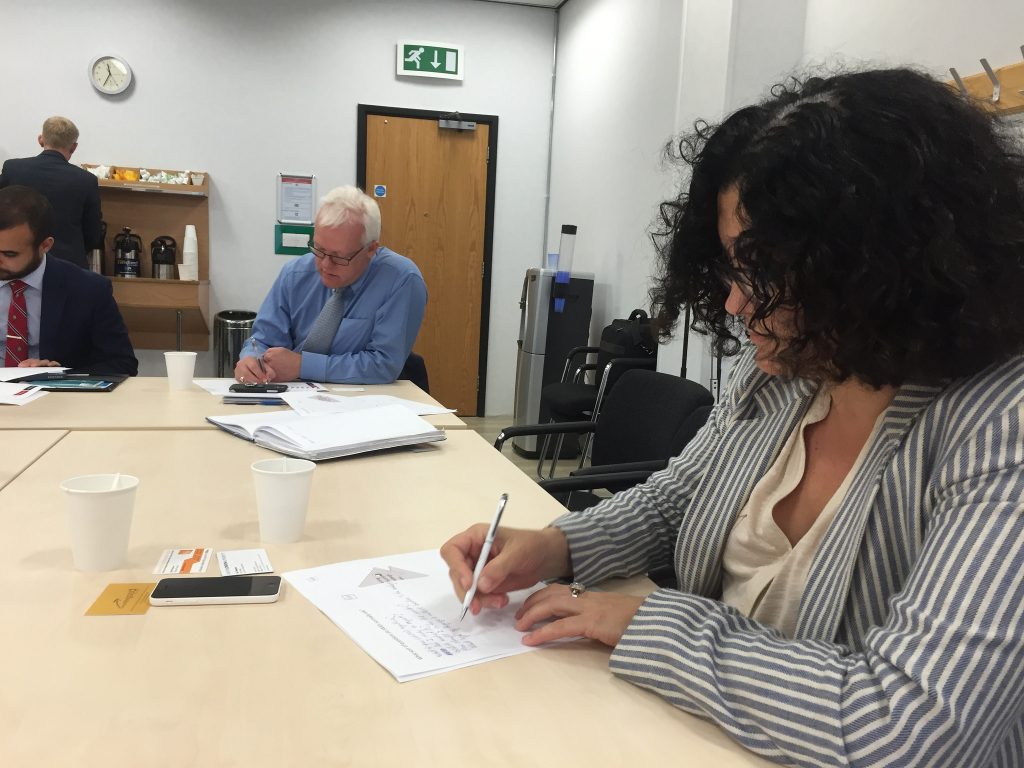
{"left": 213, "top": 310, "right": 257, "bottom": 377}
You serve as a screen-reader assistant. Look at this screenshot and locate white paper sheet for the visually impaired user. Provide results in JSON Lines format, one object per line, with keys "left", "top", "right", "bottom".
{"left": 192, "top": 378, "right": 326, "bottom": 397}
{"left": 284, "top": 550, "right": 545, "bottom": 682}
{"left": 281, "top": 392, "right": 455, "bottom": 417}
{"left": 0, "top": 382, "right": 47, "bottom": 406}
{"left": 0, "top": 366, "right": 67, "bottom": 382}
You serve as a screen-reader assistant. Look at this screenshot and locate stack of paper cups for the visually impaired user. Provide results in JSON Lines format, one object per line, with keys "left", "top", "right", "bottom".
{"left": 180, "top": 224, "right": 199, "bottom": 281}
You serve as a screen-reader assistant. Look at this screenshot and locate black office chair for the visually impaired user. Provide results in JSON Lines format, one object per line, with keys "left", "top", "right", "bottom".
{"left": 398, "top": 353, "right": 429, "bottom": 393}
{"left": 538, "top": 311, "right": 658, "bottom": 470}
{"left": 496, "top": 369, "right": 714, "bottom": 507}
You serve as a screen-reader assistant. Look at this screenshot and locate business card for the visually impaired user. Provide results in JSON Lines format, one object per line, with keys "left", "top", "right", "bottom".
{"left": 85, "top": 582, "right": 156, "bottom": 616}
{"left": 218, "top": 548, "right": 274, "bottom": 576}
{"left": 154, "top": 547, "right": 212, "bottom": 574}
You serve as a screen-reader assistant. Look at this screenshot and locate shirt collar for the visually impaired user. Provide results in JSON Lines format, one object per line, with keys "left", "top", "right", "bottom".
{"left": 342, "top": 246, "right": 381, "bottom": 295}
{"left": 1, "top": 253, "right": 47, "bottom": 292}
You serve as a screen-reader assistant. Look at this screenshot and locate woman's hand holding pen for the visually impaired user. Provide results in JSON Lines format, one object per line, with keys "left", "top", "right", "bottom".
{"left": 440, "top": 525, "right": 571, "bottom": 616}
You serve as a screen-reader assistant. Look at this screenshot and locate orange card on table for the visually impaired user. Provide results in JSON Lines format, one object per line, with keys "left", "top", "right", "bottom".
{"left": 85, "top": 583, "right": 156, "bottom": 616}
{"left": 154, "top": 547, "right": 212, "bottom": 574}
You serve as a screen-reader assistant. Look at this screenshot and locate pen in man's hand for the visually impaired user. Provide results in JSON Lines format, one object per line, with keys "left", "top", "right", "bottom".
{"left": 256, "top": 355, "right": 268, "bottom": 382}
{"left": 460, "top": 493, "right": 509, "bottom": 621}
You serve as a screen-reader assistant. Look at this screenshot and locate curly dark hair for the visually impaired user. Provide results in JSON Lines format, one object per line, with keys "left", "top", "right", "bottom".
{"left": 650, "top": 67, "right": 1024, "bottom": 386}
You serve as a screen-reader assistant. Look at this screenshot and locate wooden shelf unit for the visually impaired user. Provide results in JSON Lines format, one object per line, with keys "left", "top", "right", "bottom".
{"left": 84, "top": 166, "right": 211, "bottom": 352}
{"left": 949, "top": 59, "right": 1024, "bottom": 116}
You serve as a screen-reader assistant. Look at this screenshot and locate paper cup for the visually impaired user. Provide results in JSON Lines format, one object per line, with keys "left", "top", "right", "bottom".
{"left": 164, "top": 351, "right": 197, "bottom": 390}
{"left": 251, "top": 458, "right": 315, "bottom": 543}
{"left": 60, "top": 474, "right": 139, "bottom": 571}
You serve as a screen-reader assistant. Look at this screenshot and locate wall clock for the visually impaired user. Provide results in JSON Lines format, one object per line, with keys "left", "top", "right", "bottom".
{"left": 89, "top": 55, "right": 132, "bottom": 95}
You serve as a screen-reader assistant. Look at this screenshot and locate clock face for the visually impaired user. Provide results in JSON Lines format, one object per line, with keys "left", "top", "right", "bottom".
{"left": 89, "top": 55, "right": 132, "bottom": 95}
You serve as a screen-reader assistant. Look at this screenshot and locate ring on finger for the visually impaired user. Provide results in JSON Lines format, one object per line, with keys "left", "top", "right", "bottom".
{"left": 569, "top": 581, "right": 586, "bottom": 598}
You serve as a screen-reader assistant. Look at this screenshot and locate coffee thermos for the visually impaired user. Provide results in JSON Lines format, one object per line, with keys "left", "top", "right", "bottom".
{"left": 88, "top": 220, "right": 107, "bottom": 274}
{"left": 150, "top": 235, "right": 177, "bottom": 279}
{"left": 113, "top": 227, "right": 142, "bottom": 278}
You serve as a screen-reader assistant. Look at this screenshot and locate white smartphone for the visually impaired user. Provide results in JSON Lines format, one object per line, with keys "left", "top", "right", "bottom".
{"left": 150, "top": 575, "right": 282, "bottom": 606}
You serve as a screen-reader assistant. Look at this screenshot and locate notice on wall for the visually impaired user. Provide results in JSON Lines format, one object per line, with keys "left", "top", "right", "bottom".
{"left": 277, "top": 173, "right": 316, "bottom": 224}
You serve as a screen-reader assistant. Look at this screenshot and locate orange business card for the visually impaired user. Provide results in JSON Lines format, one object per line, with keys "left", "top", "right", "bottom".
{"left": 85, "top": 582, "right": 157, "bottom": 616}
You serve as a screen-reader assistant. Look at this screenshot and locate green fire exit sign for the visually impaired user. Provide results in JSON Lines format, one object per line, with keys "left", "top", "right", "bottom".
{"left": 397, "top": 40, "right": 464, "bottom": 81}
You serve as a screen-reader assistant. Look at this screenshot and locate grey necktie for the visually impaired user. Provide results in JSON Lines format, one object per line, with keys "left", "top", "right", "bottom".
{"left": 300, "top": 288, "right": 347, "bottom": 354}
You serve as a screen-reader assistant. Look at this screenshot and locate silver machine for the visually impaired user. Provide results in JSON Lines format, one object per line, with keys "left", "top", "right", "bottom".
{"left": 512, "top": 267, "right": 594, "bottom": 457}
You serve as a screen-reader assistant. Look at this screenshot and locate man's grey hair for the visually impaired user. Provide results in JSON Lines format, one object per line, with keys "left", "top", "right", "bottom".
{"left": 41, "top": 116, "right": 79, "bottom": 150}
{"left": 315, "top": 186, "right": 382, "bottom": 245}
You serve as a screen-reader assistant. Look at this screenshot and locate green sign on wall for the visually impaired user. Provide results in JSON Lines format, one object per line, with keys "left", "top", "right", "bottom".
{"left": 397, "top": 40, "right": 464, "bottom": 81}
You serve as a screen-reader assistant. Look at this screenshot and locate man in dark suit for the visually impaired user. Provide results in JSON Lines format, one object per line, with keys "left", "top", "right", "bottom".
{"left": 0, "top": 116, "right": 103, "bottom": 269}
{"left": 0, "top": 186, "right": 137, "bottom": 375}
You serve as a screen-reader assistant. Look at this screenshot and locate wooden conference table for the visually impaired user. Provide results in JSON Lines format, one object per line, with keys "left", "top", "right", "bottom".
{"left": 0, "top": 428, "right": 769, "bottom": 767}
{"left": 0, "top": 376, "right": 467, "bottom": 431}
{"left": 0, "top": 429, "right": 65, "bottom": 490}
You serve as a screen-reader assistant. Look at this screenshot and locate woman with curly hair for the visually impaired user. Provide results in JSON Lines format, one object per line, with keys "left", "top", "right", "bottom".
{"left": 442, "top": 68, "right": 1024, "bottom": 766}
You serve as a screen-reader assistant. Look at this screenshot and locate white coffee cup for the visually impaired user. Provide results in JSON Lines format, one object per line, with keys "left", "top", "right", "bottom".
{"left": 251, "top": 458, "right": 316, "bottom": 543}
{"left": 60, "top": 474, "right": 139, "bottom": 571}
{"left": 164, "top": 351, "right": 197, "bottom": 390}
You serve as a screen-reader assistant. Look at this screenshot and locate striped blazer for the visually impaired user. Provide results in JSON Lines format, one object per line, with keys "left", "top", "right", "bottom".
{"left": 553, "top": 347, "right": 1024, "bottom": 767}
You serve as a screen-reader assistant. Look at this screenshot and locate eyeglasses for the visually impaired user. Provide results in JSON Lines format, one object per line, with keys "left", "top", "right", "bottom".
{"left": 308, "top": 240, "right": 366, "bottom": 266}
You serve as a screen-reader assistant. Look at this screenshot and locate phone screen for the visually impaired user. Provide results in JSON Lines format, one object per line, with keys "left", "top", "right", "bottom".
{"left": 151, "top": 575, "right": 281, "bottom": 599}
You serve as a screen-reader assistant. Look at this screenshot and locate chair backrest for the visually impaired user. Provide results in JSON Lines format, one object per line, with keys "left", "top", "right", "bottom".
{"left": 399, "top": 353, "right": 429, "bottom": 393}
{"left": 590, "top": 369, "right": 714, "bottom": 467}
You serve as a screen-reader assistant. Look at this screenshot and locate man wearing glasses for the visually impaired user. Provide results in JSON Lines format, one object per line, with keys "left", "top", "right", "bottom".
{"left": 235, "top": 186, "right": 426, "bottom": 384}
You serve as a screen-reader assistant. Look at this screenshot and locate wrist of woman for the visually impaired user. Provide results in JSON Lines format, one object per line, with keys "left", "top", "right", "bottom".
{"left": 542, "top": 526, "right": 573, "bottom": 582}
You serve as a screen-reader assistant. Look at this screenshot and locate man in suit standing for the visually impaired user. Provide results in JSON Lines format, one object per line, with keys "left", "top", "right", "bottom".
{"left": 0, "top": 116, "right": 103, "bottom": 269}
{"left": 0, "top": 186, "right": 137, "bottom": 375}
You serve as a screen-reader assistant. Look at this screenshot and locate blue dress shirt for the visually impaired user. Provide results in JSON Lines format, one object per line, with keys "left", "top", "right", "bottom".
{"left": 240, "top": 247, "right": 427, "bottom": 383}
{"left": 0, "top": 254, "right": 47, "bottom": 360}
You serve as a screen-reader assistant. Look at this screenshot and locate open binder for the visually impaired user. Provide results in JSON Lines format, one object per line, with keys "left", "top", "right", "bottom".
{"left": 206, "top": 403, "right": 445, "bottom": 461}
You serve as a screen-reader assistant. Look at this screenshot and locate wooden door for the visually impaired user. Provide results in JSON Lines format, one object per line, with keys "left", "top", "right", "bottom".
{"left": 361, "top": 110, "right": 494, "bottom": 416}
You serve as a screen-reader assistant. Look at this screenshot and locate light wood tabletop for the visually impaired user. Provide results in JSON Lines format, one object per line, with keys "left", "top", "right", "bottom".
{"left": 0, "top": 376, "right": 467, "bottom": 431}
{"left": 0, "top": 429, "right": 768, "bottom": 767}
{"left": 0, "top": 429, "right": 66, "bottom": 490}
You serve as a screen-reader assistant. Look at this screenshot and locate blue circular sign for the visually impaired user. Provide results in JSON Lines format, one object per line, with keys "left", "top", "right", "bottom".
{"left": 373, "top": 185, "right": 387, "bottom": 198}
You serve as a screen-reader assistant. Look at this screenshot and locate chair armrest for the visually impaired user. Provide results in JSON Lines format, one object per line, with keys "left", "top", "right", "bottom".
{"left": 570, "top": 459, "right": 667, "bottom": 477}
{"left": 571, "top": 363, "right": 598, "bottom": 384}
{"left": 591, "top": 356, "right": 659, "bottom": 420}
{"left": 494, "top": 421, "right": 597, "bottom": 451}
{"left": 538, "top": 470, "right": 656, "bottom": 494}
{"left": 559, "top": 346, "right": 600, "bottom": 383}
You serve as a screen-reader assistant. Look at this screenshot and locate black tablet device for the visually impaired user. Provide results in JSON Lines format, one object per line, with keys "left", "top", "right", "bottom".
{"left": 10, "top": 372, "right": 129, "bottom": 391}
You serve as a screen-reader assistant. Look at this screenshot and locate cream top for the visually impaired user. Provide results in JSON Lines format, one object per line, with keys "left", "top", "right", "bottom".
{"left": 720, "top": 387, "right": 883, "bottom": 637}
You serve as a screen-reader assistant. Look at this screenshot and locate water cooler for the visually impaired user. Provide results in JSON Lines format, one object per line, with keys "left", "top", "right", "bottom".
{"left": 512, "top": 267, "right": 594, "bottom": 457}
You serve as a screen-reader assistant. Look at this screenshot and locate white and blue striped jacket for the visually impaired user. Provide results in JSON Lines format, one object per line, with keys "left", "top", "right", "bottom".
{"left": 553, "top": 347, "right": 1024, "bottom": 766}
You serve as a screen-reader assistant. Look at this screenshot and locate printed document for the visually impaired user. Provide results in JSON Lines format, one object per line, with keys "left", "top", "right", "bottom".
{"left": 284, "top": 550, "right": 545, "bottom": 682}
{"left": 0, "top": 366, "right": 66, "bottom": 382}
{"left": 281, "top": 392, "right": 456, "bottom": 417}
{"left": 192, "top": 378, "right": 326, "bottom": 397}
{"left": 0, "top": 382, "right": 47, "bottom": 406}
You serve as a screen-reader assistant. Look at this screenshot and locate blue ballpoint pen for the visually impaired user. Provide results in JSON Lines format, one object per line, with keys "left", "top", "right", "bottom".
{"left": 460, "top": 493, "right": 509, "bottom": 621}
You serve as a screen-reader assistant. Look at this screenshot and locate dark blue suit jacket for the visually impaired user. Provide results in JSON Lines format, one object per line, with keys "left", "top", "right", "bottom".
{"left": 0, "top": 150, "right": 103, "bottom": 269}
{"left": 39, "top": 256, "right": 138, "bottom": 375}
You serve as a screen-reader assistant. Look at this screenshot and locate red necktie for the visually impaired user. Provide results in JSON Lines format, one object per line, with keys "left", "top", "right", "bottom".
{"left": 5, "top": 280, "right": 29, "bottom": 367}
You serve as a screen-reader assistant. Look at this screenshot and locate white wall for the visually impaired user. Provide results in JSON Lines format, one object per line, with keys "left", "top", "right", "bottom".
{"left": 803, "top": 0, "right": 1024, "bottom": 76}
{"left": 548, "top": 0, "right": 805, "bottom": 394}
{"left": 545, "top": 0, "right": 687, "bottom": 347}
{"left": 0, "top": 0, "right": 555, "bottom": 415}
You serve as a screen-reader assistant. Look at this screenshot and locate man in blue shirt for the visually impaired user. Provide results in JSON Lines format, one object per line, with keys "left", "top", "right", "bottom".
{"left": 235, "top": 186, "right": 427, "bottom": 384}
